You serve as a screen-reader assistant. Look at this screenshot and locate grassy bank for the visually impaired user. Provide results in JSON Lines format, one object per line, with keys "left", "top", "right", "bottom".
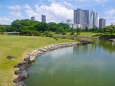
{"left": 0, "top": 35, "right": 78, "bottom": 86}
{"left": 52, "top": 32, "right": 97, "bottom": 37}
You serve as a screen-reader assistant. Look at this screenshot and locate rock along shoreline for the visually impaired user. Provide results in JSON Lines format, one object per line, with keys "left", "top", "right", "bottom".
{"left": 13, "top": 41, "right": 91, "bottom": 86}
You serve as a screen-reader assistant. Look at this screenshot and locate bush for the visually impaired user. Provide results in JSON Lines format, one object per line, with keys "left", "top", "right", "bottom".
{"left": 61, "top": 29, "right": 66, "bottom": 35}
{"left": 33, "top": 31, "right": 40, "bottom": 36}
{"left": 70, "top": 31, "right": 75, "bottom": 35}
{"left": 44, "top": 31, "right": 53, "bottom": 37}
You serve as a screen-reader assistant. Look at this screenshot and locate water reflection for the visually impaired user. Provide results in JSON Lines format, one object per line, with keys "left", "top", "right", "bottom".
{"left": 25, "top": 40, "right": 115, "bottom": 86}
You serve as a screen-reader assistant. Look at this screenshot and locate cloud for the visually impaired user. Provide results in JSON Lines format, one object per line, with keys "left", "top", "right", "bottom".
{"left": 33, "top": 3, "right": 73, "bottom": 22}
{"left": 0, "top": 12, "right": 23, "bottom": 25}
{"left": 48, "top": 0, "right": 56, "bottom": 3}
{"left": 8, "top": 5, "right": 22, "bottom": 10}
{"left": 73, "top": 0, "right": 109, "bottom": 2}
{"left": 63, "top": 1, "right": 72, "bottom": 7}
{"left": 105, "top": 9, "right": 115, "bottom": 16}
{"left": 0, "top": 17, "right": 11, "bottom": 25}
{"left": 104, "top": 9, "right": 115, "bottom": 25}
{"left": 24, "top": 4, "right": 32, "bottom": 9}
{"left": 5, "top": 3, "right": 73, "bottom": 24}
{"left": 9, "top": 12, "right": 23, "bottom": 19}
{"left": 24, "top": 4, "right": 38, "bottom": 18}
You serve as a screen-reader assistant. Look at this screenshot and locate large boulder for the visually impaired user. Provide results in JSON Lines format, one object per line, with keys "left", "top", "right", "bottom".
{"left": 19, "top": 70, "right": 29, "bottom": 80}
{"left": 16, "top": 81, "right": 26, "bottom": 86}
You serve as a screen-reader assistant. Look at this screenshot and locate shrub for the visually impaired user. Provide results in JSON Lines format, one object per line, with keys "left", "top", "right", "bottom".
{"left": 44, "top": 31, "right": 53, "bottom": 37}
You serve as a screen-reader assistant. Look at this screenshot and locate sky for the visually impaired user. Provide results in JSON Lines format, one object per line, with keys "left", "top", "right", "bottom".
{"left": 0, "top": 0, "right": 115, "bottom": 25}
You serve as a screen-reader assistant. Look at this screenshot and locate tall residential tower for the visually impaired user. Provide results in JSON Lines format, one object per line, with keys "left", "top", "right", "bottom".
{"left": 42, "top": 15, "right": 46, "bottom": 23}
{"left": 99, "top": 18, "right": 106, "bottom": 28}
{"left": 31, "top": 16, "right": 35, "bottom": 21}
{"left": 74, "top": 9, "right": 98, "bottom": 29}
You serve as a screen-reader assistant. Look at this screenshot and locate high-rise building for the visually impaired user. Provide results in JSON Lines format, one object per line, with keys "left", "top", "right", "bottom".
{"left": 74, "top": 9, "right": 98, "bottom": 29}
{"left": 93, "top": 12, "right": 98, "bottom": 28}
{"left": 66, "top": 19, "right": 71, "bottom": 24}
{"left": 42, "top": 15, "right": 46, "bottom": 23}
{"left": 99, "top": 18, "right": 106, "bottom": 28}
{"left": 31, "top": 16, "right": 35, "bottom": 21}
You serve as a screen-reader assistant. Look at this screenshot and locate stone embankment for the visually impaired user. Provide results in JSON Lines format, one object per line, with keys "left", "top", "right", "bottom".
{"left": 13, "top": 42, "right": 91, "bottom": 86}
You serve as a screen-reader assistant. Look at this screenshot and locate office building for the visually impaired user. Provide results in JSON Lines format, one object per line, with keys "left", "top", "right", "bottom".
{"left": 99, "top": 18, "right": 106, "bottom": 28}
{"left": 69, "top": 24, "right": 83, "bottom": 29}
{"left": 74, "top": 9, "right": 98, "bottom": 29}
{"left": 66, "top": 19, "right": 71, "bottom": 24}
{"left": 93, "top": 12, "right": 98, "bottom": 28}
{"left": 42, "top": 15, "right": 46, "bottom": 23}
{"left": 31, "top": 16, "right": 35, "bottom": 21}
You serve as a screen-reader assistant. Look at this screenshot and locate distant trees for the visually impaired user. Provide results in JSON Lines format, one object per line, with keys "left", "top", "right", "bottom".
{"left": 1, "top": 19, "right": 115, "bottom": 36}
{"left": 10, "top": 19, "right": 70, "bottom": 36}
{"left": 103, "top": 25, "right": 115, "bottom": 35}
{"left": 0, "top": 25, "right": 12, "bottom": 33}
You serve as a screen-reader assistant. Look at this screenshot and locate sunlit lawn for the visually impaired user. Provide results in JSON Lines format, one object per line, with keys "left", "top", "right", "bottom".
{"left": 52, "top": 32, "right": 98, "bottom": 37}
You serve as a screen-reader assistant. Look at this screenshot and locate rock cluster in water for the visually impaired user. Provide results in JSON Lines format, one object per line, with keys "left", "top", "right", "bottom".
{"left": 13, "top": 42, "right": 90, "bottom": 86}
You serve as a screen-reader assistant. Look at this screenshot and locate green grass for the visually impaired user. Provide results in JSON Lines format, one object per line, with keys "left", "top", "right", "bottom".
{"left": 52, "top": 32, "right": 97, "bottom": 37}
{"left": 0, "top": 35, "right": 78, "bottom": 86}
{"left": 77, "top": 32, "right": 97, "bottom": 37}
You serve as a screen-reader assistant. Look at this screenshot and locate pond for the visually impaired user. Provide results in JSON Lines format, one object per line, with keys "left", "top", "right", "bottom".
{"left": 24, "top": 40, "right": 115, "bottom": 86}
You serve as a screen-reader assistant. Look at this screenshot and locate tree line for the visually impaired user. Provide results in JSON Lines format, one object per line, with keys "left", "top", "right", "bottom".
{"left": 0, "top": 19, "right": 115, "bottom": 36}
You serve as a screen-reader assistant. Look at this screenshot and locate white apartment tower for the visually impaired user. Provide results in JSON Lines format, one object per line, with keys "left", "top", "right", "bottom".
{"left": 74, "top": 9, "right": 98, "bottom": 29}
{"left": 42, "top": 15, "right": 46, "bottom": 23}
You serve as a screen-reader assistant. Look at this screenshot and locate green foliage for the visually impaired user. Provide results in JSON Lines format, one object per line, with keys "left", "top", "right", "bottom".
{"left": 2, "top": 19, "right": 115, "bottom": 36}
{"left": 43, "top": 31, "right": 53, "bottom": 37}
{"left": 76, "top": 28, "right": 81, "bottom": 35}
{"left": 31, "top": 30, "right": 40, "bottom": 36}
{"left": 10, "top": 19, "right": 69, "bottom": 36}
{"left": 103, "top": 25, "right": 115, "bottom": 35}
{"left": 70, "top": 28, "right": 75, "bottom": 35}
{"left": 85, "top": 27, "right": 89, "bottom": 32}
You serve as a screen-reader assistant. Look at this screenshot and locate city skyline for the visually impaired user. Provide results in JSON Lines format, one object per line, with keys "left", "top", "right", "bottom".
{"left": 0, "top": 0, "right": 115, "bottom": 25}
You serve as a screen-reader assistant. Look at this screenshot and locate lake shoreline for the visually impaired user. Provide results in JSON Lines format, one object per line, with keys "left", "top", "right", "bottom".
{"left": 13, "top": 41, "right": 91, "bottom": 86}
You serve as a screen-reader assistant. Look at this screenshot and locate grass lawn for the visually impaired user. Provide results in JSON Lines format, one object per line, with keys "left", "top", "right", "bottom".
{"left": 0, "top": 35, "right": 78, "bottom": 86}
{"left": 77, "top": 32, "right": 97, "bottom": 37}
{"left": 52, "top": 32, "right": 98, "bottom": 37}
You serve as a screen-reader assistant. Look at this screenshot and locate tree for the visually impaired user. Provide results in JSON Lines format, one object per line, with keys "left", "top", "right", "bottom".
{"left": 70, "top": 28, "right": 75, "bottom": 35}
{"left": 85, "top": 27, "right": 88, "bottom": 32}
{"left": 0, "top": 26, "right": 5, "bottom": 33}
{"left": 76, "top": 28, "right": 81, "bottom": 35}
{"left": 43, "top": 31, "right": 53, "bottom": 37}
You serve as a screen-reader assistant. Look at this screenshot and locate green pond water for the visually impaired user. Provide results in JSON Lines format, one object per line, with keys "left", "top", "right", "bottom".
{"left": 25, "top": 40, "right": 115, "bottom": 86}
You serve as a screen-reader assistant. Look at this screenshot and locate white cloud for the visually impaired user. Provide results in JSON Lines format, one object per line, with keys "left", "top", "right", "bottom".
{"left": 73, "top": 0, "right": 109, "bottom": 2}
{"left": 105, "top": 9, "right": 115, "bottom": 16}
{"left": 10, "top": 12, "right": 23, "bottom": 18}
{"left": 1, "top": 12, "right": 23, "bottom": 25}
{"left": 104, "top": 9, "right": 115, "bottom": 25}
{"left": 8, "top": 5, "right": 22, "bottom": 10}
{"left": 24, "top": 4, "right": 38, "bottom": 18}
{"left": 63, "top": 1, "right": 72, "bottom": 7}
{"left": 24, "top": 4, "right": 32, "bottom": 10}
{"left": 33, "top": 3, "right": 73, "bottom": 22}
{"left": 48, "top": 0, "right": 56, "bottom": 3}
{"left": 0, "top": 17, "right": 11, "bottom": 25}
{"left": 5, "top": 3, "right": 73, "bottom": 24}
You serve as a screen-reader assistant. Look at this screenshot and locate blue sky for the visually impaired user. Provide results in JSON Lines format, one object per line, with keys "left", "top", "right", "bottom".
{"left": 0, "top": 0, "right": 115, "bottom": 25}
